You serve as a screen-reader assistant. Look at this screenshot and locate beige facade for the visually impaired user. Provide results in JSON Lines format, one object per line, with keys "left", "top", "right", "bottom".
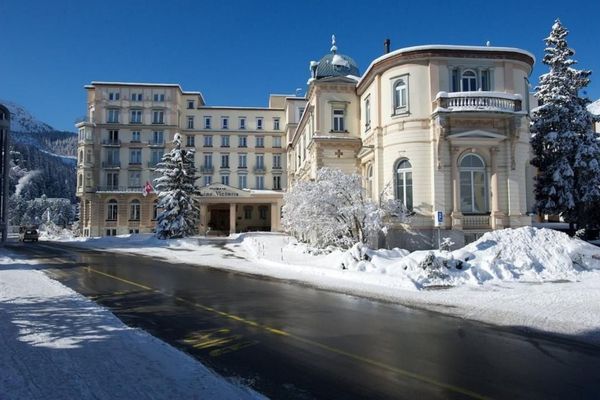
{"left": 76, "top": 83, "right": 298, "bottom": 237}
{"left": 77, "top": 40, "right": 537, "bottom": 247}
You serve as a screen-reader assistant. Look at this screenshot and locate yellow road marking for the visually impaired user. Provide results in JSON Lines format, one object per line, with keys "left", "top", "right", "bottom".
{"left": 86, "top": 266, "right": 489, "bottom": 400}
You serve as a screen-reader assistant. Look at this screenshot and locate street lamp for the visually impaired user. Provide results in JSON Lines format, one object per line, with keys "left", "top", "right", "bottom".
{"left": 0, "top": 103, "right": 10, "bottom": 244}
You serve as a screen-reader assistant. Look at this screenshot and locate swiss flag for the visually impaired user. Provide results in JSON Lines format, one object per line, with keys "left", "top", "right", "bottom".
{"left": 142, "top": 181, "right": 154, "bottom": 197}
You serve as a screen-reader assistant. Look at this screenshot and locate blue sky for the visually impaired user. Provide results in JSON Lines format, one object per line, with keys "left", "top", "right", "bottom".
{"left": 1, "top": 0, "right": 598, "bottom": 131}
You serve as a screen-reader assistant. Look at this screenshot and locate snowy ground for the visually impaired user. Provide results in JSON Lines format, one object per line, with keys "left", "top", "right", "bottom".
{"left": 54, "top": 227, "right": 600, "bottom": 346}
{"left": 0, "top": 250, "right": 263, "bottom": 400}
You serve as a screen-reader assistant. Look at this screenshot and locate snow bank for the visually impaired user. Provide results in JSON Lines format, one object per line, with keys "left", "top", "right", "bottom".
{"left": 339, "top": 227, "right": 600, "bottom": 289}
{"left": 0, "top": 251, "right": 262, "bottom": 399}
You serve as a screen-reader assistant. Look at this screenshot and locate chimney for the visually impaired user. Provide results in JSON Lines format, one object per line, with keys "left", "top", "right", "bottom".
{"left": 384, "top": 38, "right": 391, "bottom": 54}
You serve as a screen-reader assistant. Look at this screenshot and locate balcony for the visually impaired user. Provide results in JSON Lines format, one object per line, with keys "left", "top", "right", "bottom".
{"left": 148, "top": 141, "right": 165, "bottom": 147}
{"left": 254, "top": 166, "right": 267, "bottom": 174}
{"left": 434, "top": 92, "right": 522, "bottom": 113}
{"left": 129, "top": 161, "right": 142, "bottom": 168}
{"left": 463, "top": 214, "right": 491, "bottom": 230}
{"left": 102, "top": 161, "right": 121, "bottom": 168}
{"left": 102, "top": 139, "right": 121, "bottom": 146}
{"left": 200, "top": 165, "right": 214, "bottom": 174}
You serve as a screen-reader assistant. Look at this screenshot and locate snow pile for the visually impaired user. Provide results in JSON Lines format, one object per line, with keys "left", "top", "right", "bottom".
{"left": 339, "top": 227, "right": 600, "bottom": 289}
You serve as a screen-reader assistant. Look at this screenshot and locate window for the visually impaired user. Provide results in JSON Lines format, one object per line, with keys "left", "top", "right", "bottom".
{"left": 239, "top": 117, "right": 246, "bottom": 129}
{"left": 186, "top": 135, "right": 195, "bottom": 147}
{"left": 203, "top": 153, "right": 213, "bottom": 168}
{"left": 106, "top": 229, "right": 117, "bottom": 236}
{"left": 481, "top": 70, "right": 491, "bottom": 91}
{"left": 203, "top": 175, "right": 212, "bottom": 186}
{"left": 259, "top": 206, "right": 268, "bottom": 220}
{"left": 153, "top": 93, "right": 165, "bottom": 102}
{"left": 222, "top": 117, "right": 229, "bottom": 129}
{"left": 150, "top": 149, "right": 163, "bottom": 166}
{"left": 152, "top": 200, "right": 159, "bottom": 220}
{"left": 130, "top": 109, "right": 142, "bottom": 124}
{"left": 238, "top": 153, "right": 247, "bottom": 168}
{"left": 238, "top": 135, "right": 247, "bottom": 147}
{"left": 244, "top": 206, "right": 252, "bottom": 219}
{"left": 129, "top": 229, "right": 139, "bottom": 234}
{"left": 152, "top": 131, "right": 164, "bottom": 145}
{"left": 238, "top": 174, "right": 247, "bottom": 189}
{"left": 461, "top": 70, "right": 478, "bottom": 92}
{"left": 106, "top": 172, "right": 119, "bottom": 189}
{"left": 204, "top": 135, "right": 213, "bottom": 147}
{"left": 460, "top": 154, "right": 488, "bottom": 214}
{"left": 273, "top": 118, "right": 280, "bottom": 130}
{"left": 365, "top": 97, "right": 371, "bottom": 130}
{"left": 131, "top": 131, "right": 141, "bottom": 142}
{"left": 86, "top": 173, "right": 92, "bottom": 188}
{"left": 131, "top": 93, "right": 142, "bottom": 101}
{"left": 366, "top": 165, "right": 373, "bottom": 198}
{"left": 130, "top": 200, "right": 141, "bottom": 221}
{"left": 256, "top": 117, "right": 263, "bottom": 130}
{"left": 273, "top": 175, "right": 281, "bottom": 190}
{"left": 394, "top": 159, "right": 413, "bottom": 210}
{"left": 272, "top": 154, "right": 281, "bottom": 169}
{"left": 107, "top": 200, "right": 118, "bottom": 221}
{"left": 152, "top": 110, "right": 164, "bottom": 124}
{"left": 108, "top": 129, "right": 119, "bottom": 143}
{"left": 129, "top": 149, "right": 142, "bottom": 164}
{"left": 255, "top": 175, "right": 265, "bottom": 190}
{"left": 204, "top": 116, "right": 212, "bottom": 129}
{"left": 107, "top": 109, "right": 119, "bottom": 123}
{"left": 297, "top": 107, "right": 305, "bottom": 123}
{"left": 256, "top": 154, "right": 264, "bottom": 169}
{"left": 106, "top": 148, "right": 120, "bottom": 165}
{"left": 85, "top": 149, "right": 92, "bottom": 163}
{"left": 221, "top": 175, "right": 229, "bottom": 185}
{"left": 187, "top": 100, "right": 194, "bottom": 109}
{"left": 221, "top": 135, "right": 230, "bottom": 147}
{"left": 187, "top": 116, "right": 194, "bottom": 129}
{"left": 108, "top": 92, "right": 120, "bottom": 101}
{"left": 221, "top": 153, "right": 229, "bottom": 168}
{"left": 393, "top": 77, "right": 409, "bottom": 114}
{"left": 332, "top": 108, "right": 345, "bottom": 132}
{"left": 256, "top": 136, "right": 264, "bottom": 148}
{"left": 272, "top": 136, "right": 281, "bottom": 148}
{"left": 129, "top": 171, "right": 141, "bottom": 187}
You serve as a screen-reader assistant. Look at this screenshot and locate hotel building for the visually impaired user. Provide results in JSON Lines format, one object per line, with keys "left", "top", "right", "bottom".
{"left": 77, "top": 37, "right": 536, "bottom": 248}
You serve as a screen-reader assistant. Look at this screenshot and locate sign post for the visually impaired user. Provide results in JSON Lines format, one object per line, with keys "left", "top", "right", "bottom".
{"left": 434, "top": 210, "right": 444, "bottom": 249}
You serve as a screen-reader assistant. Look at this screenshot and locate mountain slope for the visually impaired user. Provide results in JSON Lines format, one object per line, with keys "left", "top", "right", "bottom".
{"left": 0, "top": 99, "right": 54, "bottom": 133}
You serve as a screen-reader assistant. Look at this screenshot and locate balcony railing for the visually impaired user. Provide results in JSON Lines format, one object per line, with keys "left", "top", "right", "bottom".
{"left": 102, "top": 161, "right": 121, "bottom": 168}
{"left": 254, "top": 166, "right": 267, "bottom": 174}
{"left": 102, "top": 139, "right": 121, "bottom": 146}
{"left": 434, "top": 92, "right": 522, "bottom": 113}
{"left": 463, "top": 214, "right": 491, "bottom": 229}
{"left": 200, "top": 165, "right": 214, "bottom": 174}
{"left": 148, "top": 140, "right": 165, "bottom": 147}
{"left": 96, "top": 186, "right": 143, "bottom": 193}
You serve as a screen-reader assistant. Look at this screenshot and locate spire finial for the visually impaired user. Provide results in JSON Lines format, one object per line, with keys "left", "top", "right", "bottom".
{"left": 330, "top": 34, "right": 337, "bottom": 54}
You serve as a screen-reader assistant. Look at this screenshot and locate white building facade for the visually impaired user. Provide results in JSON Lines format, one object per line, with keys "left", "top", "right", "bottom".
{"left": 77, "top": 38, "right": 536, "bottom": 248}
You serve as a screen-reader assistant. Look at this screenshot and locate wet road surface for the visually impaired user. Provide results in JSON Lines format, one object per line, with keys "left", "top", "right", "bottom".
{"left": 6, "top": 241, "right": 600, "bottom": 399}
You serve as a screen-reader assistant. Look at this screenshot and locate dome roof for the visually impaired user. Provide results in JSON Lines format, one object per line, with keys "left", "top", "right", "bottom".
{"left": 309, "top": 35, "right": 360, "bottom": 80}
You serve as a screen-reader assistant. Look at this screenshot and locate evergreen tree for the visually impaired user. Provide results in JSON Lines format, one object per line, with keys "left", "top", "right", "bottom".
{"left": 531, "top": 19, "right": 600, "bottom": 228}
{"left": 154, "top": 133, "right": 200, "bottom": 239}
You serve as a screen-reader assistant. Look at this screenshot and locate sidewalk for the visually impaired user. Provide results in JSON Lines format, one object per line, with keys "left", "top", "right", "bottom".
{"left": 0, "top": 250, "right": 262, "bottom": 400}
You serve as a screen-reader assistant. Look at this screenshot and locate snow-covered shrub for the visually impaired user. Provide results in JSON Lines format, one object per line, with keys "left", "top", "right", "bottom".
{"left": 439, "top": 237, "right": 454, "bottom": 252}
{"left": 575, "top": 229, "right": 587, "bottom": 239}
{"left": 154, "top": 133, "right": 200, "bottom": 239}
{"left": 282, "top": 168, "right": 409, "bottom": 249}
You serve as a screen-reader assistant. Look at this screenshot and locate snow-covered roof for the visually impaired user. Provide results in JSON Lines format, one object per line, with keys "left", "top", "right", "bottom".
{"left": 588, "top": 99, "right": 600, "bottom": 116}
{"left": 86, "top": 81, "right": 203, "bottom": 95}
{"left": 357, "top": 44, "right": 536, "bottom": 87}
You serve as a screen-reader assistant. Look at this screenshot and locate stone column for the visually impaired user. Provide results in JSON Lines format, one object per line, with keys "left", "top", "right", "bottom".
{"left": 229, "top": 203, "right": 236, "bottom": 235}
{"left": 270, "top": 202, "right": 279, "bottom": 232}
{"left": 490, "top": 147, "right": 504, "bottom": 229}
{"left": 200, "top": 204, "right": 208, "bottom": 235}
{"left": 450, "top": 146, "right": 463, "bottom": 230}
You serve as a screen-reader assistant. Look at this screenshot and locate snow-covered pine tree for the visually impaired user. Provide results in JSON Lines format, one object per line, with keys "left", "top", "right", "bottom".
{"left": 154, "top": 133, "right": 200, "bottom": 239}
{"left": 530, "top": 19, "right": 600, "bottom": 228}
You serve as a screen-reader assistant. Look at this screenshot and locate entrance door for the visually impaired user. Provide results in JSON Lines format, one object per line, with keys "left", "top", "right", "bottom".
{"left": 208, "top": 208, "right": 230, "bottom": 235}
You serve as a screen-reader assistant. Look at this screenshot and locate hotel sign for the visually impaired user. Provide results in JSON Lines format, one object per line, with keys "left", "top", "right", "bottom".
{"left": 198, "top": 183, "right": 251, "bottom": 198}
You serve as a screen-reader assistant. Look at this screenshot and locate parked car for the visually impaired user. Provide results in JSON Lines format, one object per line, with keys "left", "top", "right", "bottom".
{"left": 19, "top": 226, "right": 39, "bottom": 242}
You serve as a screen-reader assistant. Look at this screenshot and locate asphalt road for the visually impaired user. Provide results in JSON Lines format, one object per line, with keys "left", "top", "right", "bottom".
{"left": 6, "top": 241, "right": 600, "bottom": 399}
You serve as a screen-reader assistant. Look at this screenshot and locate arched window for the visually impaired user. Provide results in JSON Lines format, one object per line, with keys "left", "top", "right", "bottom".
{"left": 459, "top": 154, "right": 488, "bottom": 214}
{"left": 394, "top": 159, "right": 413, "bottom": 210}
{"left": 130, "top": 199, "right": 140, "bottom": 221}
{"left": 393, "top": 78, "right": 408, "bottom": 113}
{"left": 366, "top": 165, "right": 373, "bottom": 198}
{"left": 461, "top": 70, "right": 477, "bottom": 91}
{"left": 107, "top": 199, "right": 118, "bottom": 221}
